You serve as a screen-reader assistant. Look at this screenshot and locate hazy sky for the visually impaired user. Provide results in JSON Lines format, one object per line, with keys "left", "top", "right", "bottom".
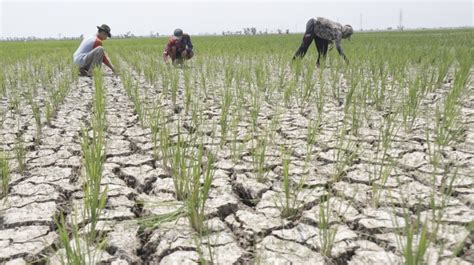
{"left": 1, "top": 0, "right": 472, "bottom": 38}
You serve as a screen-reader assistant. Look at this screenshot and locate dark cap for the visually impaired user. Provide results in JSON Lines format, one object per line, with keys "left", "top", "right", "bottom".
{"left": 97, "top": 24, "right": 111, "bottom": 38}
{"left": 173, "top": 28, "right": 183, "bottom": 38}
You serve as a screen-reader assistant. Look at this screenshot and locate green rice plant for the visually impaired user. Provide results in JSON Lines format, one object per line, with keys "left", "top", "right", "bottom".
{"left": 283, "top": 78, "right": 297, "bottom": 107}
{"left": 53, "top": 210, "right": 107, "bottom": 265}
{"left": 219, "top": 86, "right": 232, "bottom": 147}
{"left": 45, "top": 100, "right": 54, "bottom": 125}
{"left": 0, "top": 71, "right": 5, "bottom": 97}
{"left": 169, "top": 130, "right": 193, "bottom": 201}
{"left": 434, "top": 58, "right": 470, "bottom": 146}
{"left": 318, "top": 197, "right": 338, "bottom": 258}
{"left": 388, "top": 175, "right": 432, "bottom": 265}
{"left": 26, "top": 91, "right": 42, "bottom": 145}
{"left": 137, "top": 204, "right": 186, "bottom": 230}
{"left": 435, "top": 50, "right": 454, "bottom": 88}
{"left": 184, "top": 69, "right": 192, "bottom": 114}
{"left": 315, "top": 67, "right": 326, "bottom": 121}
{"left": 371, "top": 63, "right": 389, "bottom": 111}
{"left": 149, "top": 105, "right": 162, "bottom": 161}
{"left": 14, "top": 134, "right": 27, "bottom": 173}
{"left": 170, "top": 70, "right": 179, "bottom": 108}
{"left": 0, "top": 150, "right": 10, "bottom": 199}
{"left": 330, "top": 63, "right": 342, "bottom": 103}
{"left": 8, "top": 88, "right": 21, "bottom": 113}
{"left": 298, "top": 63, "right": 316, "bottom": 111}
{"left": 81, "top": 68, "right": 108, "bottom": 241}
{"left": 251, "top": 133, "right": 269, "bottom": 183}
{"left": 343, "top": 69, "right": 362, "bottom": 135}
{"left": 187, "top": 145, "right": 215, "bottom": 233}
{"left": 274, "top": 147, "right": 305, "bottom": 219}
{"left": 159, "top": 122, "right": 172, "bottom": 169}
{"left": 229, "top": 116, "right": 244, "bottom": 163}
{"left": 393, "top": 205, "right": 430, "bottom": 265}
{"left": 249, "top": 86, "right": 261, "bottom": 132}
{"left": 199, "top": 68, "right": 208, "bottom": 99}
{"left": 131, "top": 82, "right": 146, "bottom": 126}
{"left": 144, "top": 62, "right": 157, "bottom": 86}
{"left": 306, "top": 117, "right": 320, "bottom": 156}
{"left": 401, "top": 72, "right": 425, "bottom": 132}
{"left": 146, "top": 140, "right": 215, "bottom": 233}
{"left": 371, "top": 112, "right": 399, "bottom": 208}
{"left": 54, "top": 212, "right": 88, "bottom": 265}
{"left": 254, "top": 61, "right": 268, "bottom": 95}
{"left": 81, "top": 128, "right": 108, "bottom": 241}
{"left": 92, "top": 70, "right": 106, "bottom": 131}
{"left": 332, "top": 125, "right": 358, "bottom": 182}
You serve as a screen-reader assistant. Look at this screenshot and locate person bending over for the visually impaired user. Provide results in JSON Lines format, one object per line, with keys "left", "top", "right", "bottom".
{"left": 163, "top": 29, "right": 194, "bottom": 65}
{"left": 293, "top": 17, "right": 353, "bottom": 67}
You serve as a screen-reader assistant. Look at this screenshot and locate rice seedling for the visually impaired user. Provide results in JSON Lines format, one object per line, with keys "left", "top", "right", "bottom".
{"left": 0, "top": 150, "right": 10, "bottom": 199}
{"left": 186, "top": 145, "right": 215, "bottom": 233}
{"left": 26, "top": 90, "right": 42, "bottom": 144}
{"left": 183, "top": 69, "right": 192, "bottom": 114}
{"left": 149, "top": 105, "right": 162, "bottom": 161}
{"left": 168, "top": 132, "right": 193, "bottom": 201}
{"left": 298, "top": 63, "right": 316, "bottom": 111}
{"left": 401, "top": 71, "right": 427, "bottom": 132}
{"left": 274, "top": 147, "right": 305, "bottom": 219}
{"left": 170, "top": 69, "right": 179, "bottom": 109}
{"left": 219, "top": 85, "right": 232, "bottom": 146}
{"left": 332, "top": 125, "right": 359, "bottom": 182}
{"left": 390, "top": 201, "right": 431, "bottom": 265}
{"left": 81, "top": 68, "right": 108, "bottom": 240}
{"left": 54, "top": 212, "right": 89, "bottom": 265}
{"left": 251, "top": 133, "right": 269, "bottom": 183}
{"left": 14, "top": 134, "right": 27, "bottom": 173}
{"left": 371, "top": 112, "right": 399, "bottom": 208}
{"left": 53, "top": 210, "right": 107, "bottom": 264}
{"left": 318, "top": 197, "right": 338, "bottom": 258}
{"left": 434, "top": 57, "right": 470, "bottom": 146}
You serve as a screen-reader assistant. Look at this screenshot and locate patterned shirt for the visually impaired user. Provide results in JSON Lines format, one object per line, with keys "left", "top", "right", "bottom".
{"left": 312, "top": 17, "right": 350, "bottom": 57}
{"left": 163, "top": 34, "right": 193, "bottom": 56}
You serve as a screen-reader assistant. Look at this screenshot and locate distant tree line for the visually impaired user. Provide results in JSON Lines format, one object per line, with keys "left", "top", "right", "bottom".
{"left": 222, "top": 27, "right": 290, "bottom": 36}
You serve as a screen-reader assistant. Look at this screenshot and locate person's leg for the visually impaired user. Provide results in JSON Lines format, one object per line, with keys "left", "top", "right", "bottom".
{"left": 81, "top": 46, "right": 105, "bottom": 74}
{"left": 293, "top": 18, "right": 316, "bottom": 59}
{"left": 321, "top": 38, "right": 329, "bottom": 67}
{"left": 315, "top": 36, "right": 329, "bottom": 67}
{"left": 173, "top": 50, "right": 184, "bottom": 66}
{"left": 170, "top": 46, "right": 177, "bottom": 64}
{"left": 315, "top": 37, "right": 323, "bottom": 67}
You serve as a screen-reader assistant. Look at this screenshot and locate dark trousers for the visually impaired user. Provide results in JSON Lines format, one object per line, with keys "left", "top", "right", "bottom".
{"left": 293, "top": 19, "right": 329, "bottom": 66}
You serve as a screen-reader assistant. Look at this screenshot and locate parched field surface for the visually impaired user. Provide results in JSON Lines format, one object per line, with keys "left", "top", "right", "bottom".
{"left": 0, "top": 30, "right": 473, "bottom": 264}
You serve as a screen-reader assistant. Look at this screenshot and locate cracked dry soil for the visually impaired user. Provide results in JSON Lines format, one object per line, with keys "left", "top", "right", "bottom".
{"left": 1, "top": 65, "right": 473, "bottom": 265}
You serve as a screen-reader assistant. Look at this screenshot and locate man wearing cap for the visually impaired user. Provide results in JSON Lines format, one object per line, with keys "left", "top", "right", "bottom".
{"left": 73, "top": 24, "right": 116, "bottom": 76}
{"left": 163, "top": 29, "right": 194, "bottom": 65}
{"left": 293, "top": 17, "right": 353, "bottom": 67}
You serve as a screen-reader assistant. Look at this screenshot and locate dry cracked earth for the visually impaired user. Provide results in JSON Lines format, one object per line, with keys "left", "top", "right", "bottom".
{"left": 0, "top": 66, "right": 473, "bottom": 265}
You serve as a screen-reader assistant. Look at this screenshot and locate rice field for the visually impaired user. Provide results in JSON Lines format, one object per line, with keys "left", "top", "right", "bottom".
{"left": 0, "top": 29, "right": 473, "bottom": 264}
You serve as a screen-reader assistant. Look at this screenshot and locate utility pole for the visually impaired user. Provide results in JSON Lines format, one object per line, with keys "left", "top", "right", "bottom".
{"left": 360, "top": 13, "right": 363, "bottom": 31}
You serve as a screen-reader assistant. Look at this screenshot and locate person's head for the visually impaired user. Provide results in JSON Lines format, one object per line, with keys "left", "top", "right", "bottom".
{"left": 342, "top": 25, "right": 353, "bottom": 39}
{"left": 173, "top": 28, "right": 184, "bottom": 39}
{"left": 97, "top": 24, "right": 112, "bottom": 40}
